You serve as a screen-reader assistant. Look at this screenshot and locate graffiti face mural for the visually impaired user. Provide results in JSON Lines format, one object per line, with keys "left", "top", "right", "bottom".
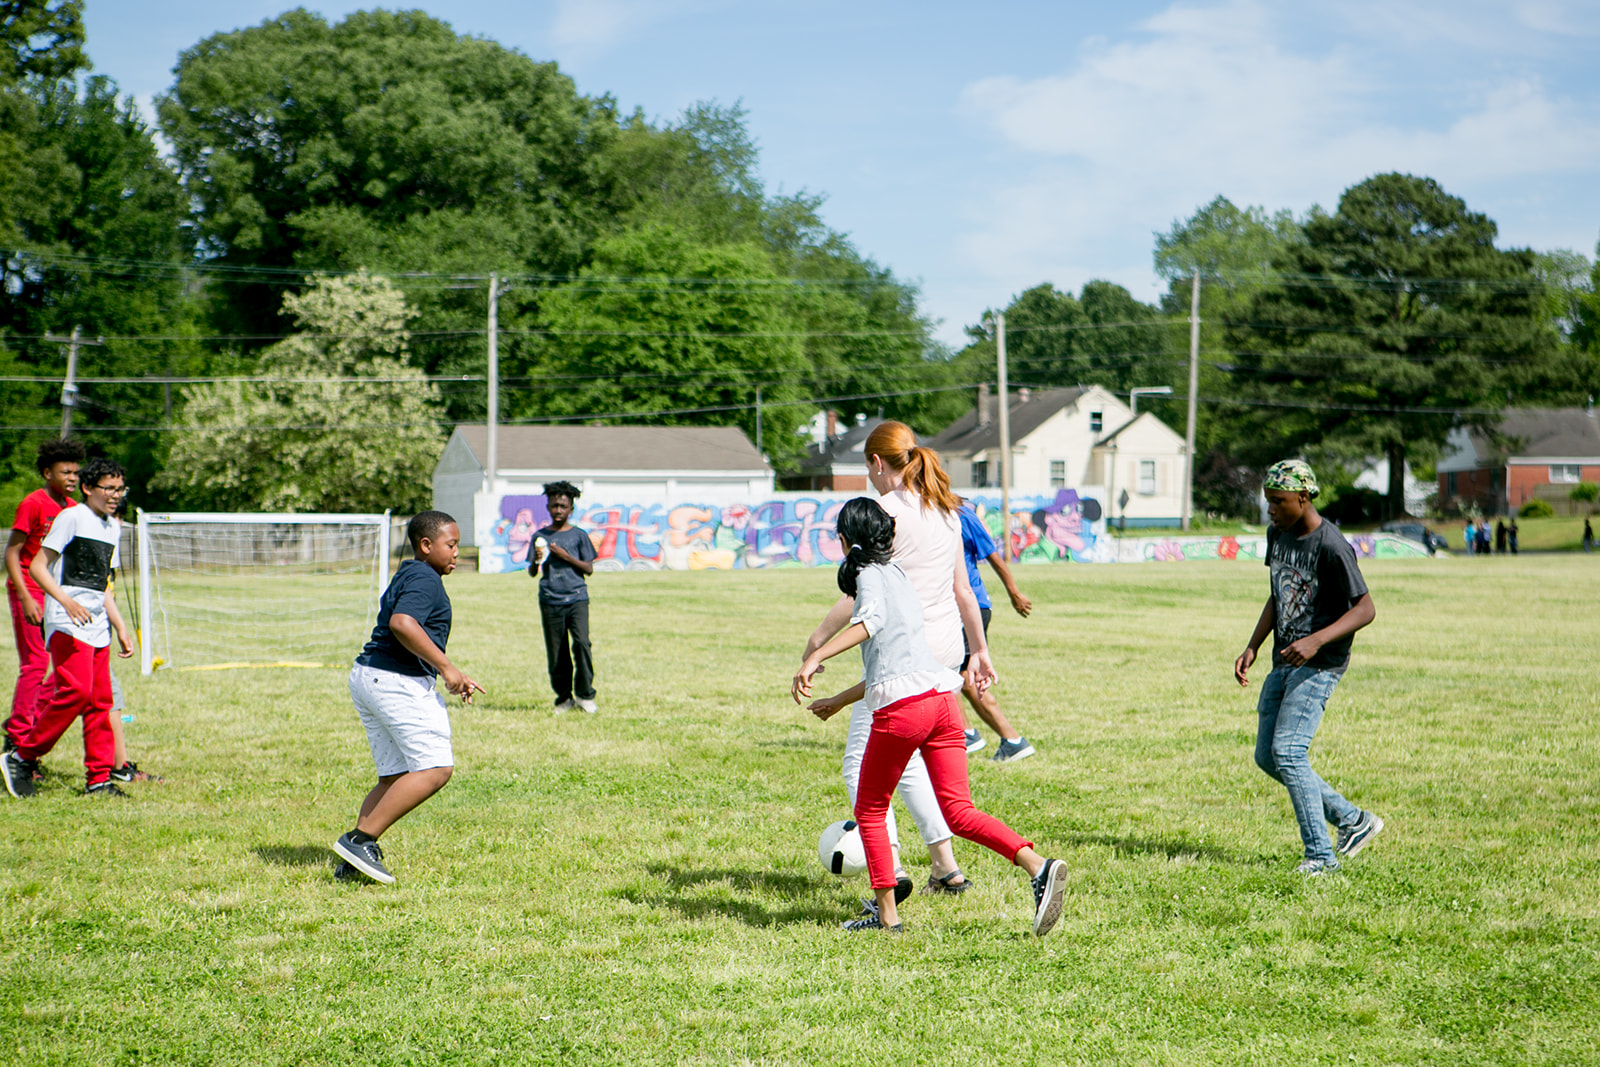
{"left": 473, "top": 490, "right": 1427, "bottom": 573}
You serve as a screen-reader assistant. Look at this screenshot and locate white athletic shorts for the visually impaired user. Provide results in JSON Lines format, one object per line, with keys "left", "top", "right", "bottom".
{"left": 348, "top": 663, "right": 453, "bottom": 777}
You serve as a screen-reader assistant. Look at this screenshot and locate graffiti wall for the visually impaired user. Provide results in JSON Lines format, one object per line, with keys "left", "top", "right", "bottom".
{"left": 475, "top": 489, "right": 1429, "bottom": 574}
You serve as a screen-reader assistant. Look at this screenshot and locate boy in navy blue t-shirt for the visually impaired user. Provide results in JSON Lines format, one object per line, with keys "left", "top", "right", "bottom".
{"left": 956, "top": 501, "right": 1037, "bottom": 763}
{"left": 333, "top": 511, "right": 483, "bottom": 884}
{"left": 528, "top": 480, "right": 598, "bottom": 713}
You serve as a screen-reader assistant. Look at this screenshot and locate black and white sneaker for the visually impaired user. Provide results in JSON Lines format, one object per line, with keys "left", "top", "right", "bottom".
{"left": 1030, "top": 858, "right": 1067, "bottom": 937}
{"left": 841, "top": 909, "right": 902, "bottom": 933}
{"left": 332, "top": 832, "right": 395, "bottom": 884}
{"left": 111, "top": 761, "right": 163, "bottom": 783}
{"left": 991, "top": 737, "right": 1036, "bottom": 763}
{"left": 85, "top": 780, "right": 130, "bottom": 798}
{"left": 963, "top": 729, "right": 987, "bottom": 754}
{"left": 1336, "top": 811, "right": 1384, "bottom": 857}
{"left": 3, "top": 750, "right": 38, "bottom": 799}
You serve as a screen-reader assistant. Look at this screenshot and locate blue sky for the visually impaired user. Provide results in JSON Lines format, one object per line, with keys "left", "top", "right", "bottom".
{"left": 86, "top": 1, "right": 1600, "bottom": 345}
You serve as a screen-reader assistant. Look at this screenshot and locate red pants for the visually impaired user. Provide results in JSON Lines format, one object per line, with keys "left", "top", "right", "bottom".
{"left": 855, "top": 689, "right": 1030, "bottom": 889}
{"left": 17, "top": 631, "right": 114, "bottom": 786}
{"left": 6, "top": 585, "right": 50, "bottom": 748}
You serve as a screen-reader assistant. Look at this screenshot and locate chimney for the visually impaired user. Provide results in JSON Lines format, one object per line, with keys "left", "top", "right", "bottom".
{"left": 978, "top": 383, "right": 991, "bottom": 427}
{"left": 826, "top": 409, "right": 838, "bottom": 438}
{"left": 1019, "top": 387, "right": 1031, "bottom": 404}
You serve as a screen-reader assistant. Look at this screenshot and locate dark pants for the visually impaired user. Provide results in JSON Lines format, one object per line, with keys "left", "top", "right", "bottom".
{"left": 540, "top": 600, "right": 595, "bottom": 703}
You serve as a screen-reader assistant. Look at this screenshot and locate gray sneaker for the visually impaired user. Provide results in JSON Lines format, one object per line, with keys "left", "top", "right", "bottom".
{"left": 1030, "top": 858, "right": 1067, "bottom": 937}
{"left": 1336, "top": 811, "right": 1384, "bottom": 857}
{"left": 991, "top": 737, "right": 1036, "bottom": 763}
{"left": 963, "top": 729, "right": 986, "bottom": 753}
{"left": 333, "top": 832, "right": 396, "bottom": 884}
{"left": 3, "top": 750, "right": 38, "bottom": 799}
{"left": 1296, "top": 858, "right": 1339, "bottom": 876}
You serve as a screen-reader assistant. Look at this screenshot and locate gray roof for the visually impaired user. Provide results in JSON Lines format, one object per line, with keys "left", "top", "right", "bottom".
{"left": 795, "top": 417, "right": 923, "bottom": 474}
{"left": 928, "top": 387, "right": 1090, "bottom": 455}
{"left": 452, "top": 424, "right": 770, "bottom": 472}
{"left": 1472, "top": 408, "right": 1600, "bottom": 460}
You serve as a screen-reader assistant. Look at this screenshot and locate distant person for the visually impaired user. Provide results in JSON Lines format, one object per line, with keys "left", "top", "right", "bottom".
{"left": 1495, "top": 521, "right": 1508, "bottom": 555}
{"left": 334, "top": 511, "right": 482, "bottom": 884}
{"left": 1585, "top": 518, "right": 1594, "bottom": 553}
{"left": 955, "top": 499, "right": 1036, "bottom": 762}
{"left": 1462, "top": 519, "right": 1475, "bottom": 556}
{"left": 5, "top": 437, "right": 83, "bottom": 755}
{"left": 1233, "top": 460, "right": 1383, "bottom": 876}
{"left": 1477, "top": 522, "right": 1491, "bottom": 557}
{"left": 1509, "top": 519, "right": 1519, "bottom": 555}
{"left": 3, "top": 458, "right": 135, "bottom": 798}
{"left": 528, "top": 480, "right": 598, "bottom": 713}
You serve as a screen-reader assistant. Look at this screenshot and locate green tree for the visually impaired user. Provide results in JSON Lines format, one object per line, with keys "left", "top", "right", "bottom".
{"left": 1229, "top": 173, "right": 1562, "bottom": 517}
{"left": 156, "top": 272, "right": 444, "bottom": 512}
{"left": 0, "top": 0, "right": 85, "bottom": 83}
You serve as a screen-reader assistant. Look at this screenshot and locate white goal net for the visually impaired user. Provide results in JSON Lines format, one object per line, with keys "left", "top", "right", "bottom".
{"left": 135, "top": 511, "right": 391, "bottom": 674}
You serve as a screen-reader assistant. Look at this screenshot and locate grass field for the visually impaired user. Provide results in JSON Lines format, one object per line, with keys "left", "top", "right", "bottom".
{"left": 3, "top": 556, "right": 1599, "bottom": 1065}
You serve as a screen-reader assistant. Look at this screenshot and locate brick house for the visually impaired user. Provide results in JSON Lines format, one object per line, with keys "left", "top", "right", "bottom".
{"left": 1436, "top": 407, "right": 1600, "bottom": 515}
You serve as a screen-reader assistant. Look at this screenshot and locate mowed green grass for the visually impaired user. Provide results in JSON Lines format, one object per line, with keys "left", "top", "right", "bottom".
{"left": 3, "top": 556, "right": 1599, "bottom": 1066}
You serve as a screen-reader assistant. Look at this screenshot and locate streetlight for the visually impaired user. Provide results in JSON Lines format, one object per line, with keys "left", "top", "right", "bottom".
{"left": 1129, "top": 386, "right": 1173, "bottom": 416}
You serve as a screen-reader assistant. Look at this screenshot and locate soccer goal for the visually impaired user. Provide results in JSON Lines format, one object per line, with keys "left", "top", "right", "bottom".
{"left": 134, "top": 511, "right": 392, "bottom": 675}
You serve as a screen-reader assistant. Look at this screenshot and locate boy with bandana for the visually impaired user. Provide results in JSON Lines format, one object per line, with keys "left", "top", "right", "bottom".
{"left": 1233, "top": 460, "right": 1384, "bottom": 875}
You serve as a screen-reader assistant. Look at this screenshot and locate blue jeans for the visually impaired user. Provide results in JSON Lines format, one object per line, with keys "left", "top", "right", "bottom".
{"left": 1255, "top": 664, "right": 1361, "bottom": 863}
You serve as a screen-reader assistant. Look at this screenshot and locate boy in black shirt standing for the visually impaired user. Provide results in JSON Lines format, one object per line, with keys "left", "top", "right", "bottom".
{"left": 528, "top": 480, "right": 598, "bottom": 713}
{"left": 1234, "top": 460, "right": 1383, "bottom": 875}
{"left": 333, "top": 511, "right": 482, "bottom": 884}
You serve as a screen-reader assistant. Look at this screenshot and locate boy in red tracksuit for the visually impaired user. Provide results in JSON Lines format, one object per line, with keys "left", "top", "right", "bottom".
{"left": 4, "top": 437, "right": 85, "bottom": 753}
{"left": 2, "top": 457, "right": 135, "bottom": 798}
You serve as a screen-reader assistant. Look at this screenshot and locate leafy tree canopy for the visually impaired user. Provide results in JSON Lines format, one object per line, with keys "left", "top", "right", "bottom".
{"left": 1, "top": 0, "right": 85, "bottom": 84}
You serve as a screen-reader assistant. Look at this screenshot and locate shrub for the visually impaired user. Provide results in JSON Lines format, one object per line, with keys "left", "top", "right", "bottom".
{"left": 1569, "top": 482, "right": 1599, "bottom": 504}
{"left": 1519, "top": 499, "right": 1555, "bottom": 519}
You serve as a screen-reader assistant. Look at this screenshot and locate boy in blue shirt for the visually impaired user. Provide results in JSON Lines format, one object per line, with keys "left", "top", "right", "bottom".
{"left": 957, "top": 500, "right": 1036, "bottom": 762}
{"left": 528, "top": 480, "right": 598, "bottom": 713}
{"left": 333, "top": 511, "right": 483, "bottom": 884}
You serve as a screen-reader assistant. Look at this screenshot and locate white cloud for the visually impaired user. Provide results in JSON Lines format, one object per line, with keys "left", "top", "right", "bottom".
{"left": 950, "top": 0, "right": 1600, "bottom": 310}
{"left": 549, "top": 0, "right": 721, "bottom": 52}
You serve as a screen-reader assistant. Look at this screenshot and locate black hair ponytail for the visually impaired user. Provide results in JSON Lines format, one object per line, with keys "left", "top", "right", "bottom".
{"left": 835, "top": 497, "right": 896, "bottom": 597}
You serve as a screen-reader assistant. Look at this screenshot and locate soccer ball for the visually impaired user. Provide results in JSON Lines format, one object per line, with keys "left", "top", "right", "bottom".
{"left": 818, "top": 819, "right": 867, "bottom": 876}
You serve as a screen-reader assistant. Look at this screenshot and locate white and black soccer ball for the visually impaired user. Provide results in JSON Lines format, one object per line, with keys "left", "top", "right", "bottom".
{"left": 818, "top": 819, "right": 867, "bottom": 877}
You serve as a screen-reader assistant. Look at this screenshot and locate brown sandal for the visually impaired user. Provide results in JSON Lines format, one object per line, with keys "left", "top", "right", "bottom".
{"left": 921, "top": 870, "right": 973, "bottom": 895}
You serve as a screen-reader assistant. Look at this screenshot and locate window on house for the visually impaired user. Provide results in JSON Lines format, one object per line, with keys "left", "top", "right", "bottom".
{"left": 972, "top": 460, "right": 989, "bottom": 487}
{"left": 1139, "top": 460, "right": 1157, "bottom": 495}
{"left": 1050, "top": 460, "right": 1066, "bottom": 488}
{"left": 1550, "top": 464, "right": 1582, "bottom": 483}
{"left": 1089, "top": 411, "right": 1103, "bottom": 433}
{"left": 1446, "top": 472, "right": 1458, "bottom": 495}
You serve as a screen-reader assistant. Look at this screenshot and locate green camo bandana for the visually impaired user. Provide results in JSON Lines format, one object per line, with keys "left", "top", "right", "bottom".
{"left": 1263, "top": 459, "right": 1319, "bottom": 498}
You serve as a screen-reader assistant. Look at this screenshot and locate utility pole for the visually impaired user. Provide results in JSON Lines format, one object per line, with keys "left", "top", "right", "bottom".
{"left": 996, "top": 311, "right": 1014, "bottom": 561}
{"left": 45, "top": 326, "right": 102, "bottom": 436}
{"left": 485, "top": 273, "right": 499, "bottom": 495}
{"left": 1183, "top": 272, "right": 1201, "bottom": 531}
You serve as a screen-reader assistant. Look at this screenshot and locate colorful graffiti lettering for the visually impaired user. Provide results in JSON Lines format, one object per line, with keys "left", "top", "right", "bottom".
{"left": 473, "top": 491, "right": 1430, "bottom": 573}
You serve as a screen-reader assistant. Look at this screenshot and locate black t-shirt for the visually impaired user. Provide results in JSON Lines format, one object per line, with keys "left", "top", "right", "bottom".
{"left": 1266, "top": 521, "right": 1369, "bottom": 670}
{"left": 534, "top": 524, "right": 596, "bottom": 605}
{"left": 356, "top": 559, "right": 452, "bottom": 677}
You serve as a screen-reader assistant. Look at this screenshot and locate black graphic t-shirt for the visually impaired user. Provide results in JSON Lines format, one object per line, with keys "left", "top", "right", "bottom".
{"left": 1265, "top": 521, "right": 1369, "bottom": 670}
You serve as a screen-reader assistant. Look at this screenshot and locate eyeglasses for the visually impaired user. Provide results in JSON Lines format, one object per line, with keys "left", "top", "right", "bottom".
{"left": 88, "top": 484, "right": 128, "bottom": 495}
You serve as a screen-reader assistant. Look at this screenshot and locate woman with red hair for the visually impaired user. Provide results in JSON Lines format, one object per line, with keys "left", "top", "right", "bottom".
{"left": 799, "top": 421, "right": 997, "bottom": 901}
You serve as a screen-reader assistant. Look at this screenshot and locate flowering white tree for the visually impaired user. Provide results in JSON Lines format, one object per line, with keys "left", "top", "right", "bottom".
{"left": 158, "top": 271, "right": 445, "bottom": 512}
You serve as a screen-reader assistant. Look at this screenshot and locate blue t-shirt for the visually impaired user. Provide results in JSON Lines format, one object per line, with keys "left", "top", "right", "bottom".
{"left": 958, "top": 506, "right": 996, "bottom": 611}
{"left": 535, "top": 525, "right": 597, "bottom": 605}
{"left": 356, "top": 559, "right": 452, "bottom": 677}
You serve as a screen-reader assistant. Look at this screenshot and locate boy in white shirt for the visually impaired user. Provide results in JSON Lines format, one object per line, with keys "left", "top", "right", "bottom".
{"left": 2, "top": 458, "right": 134, "bottom": 798}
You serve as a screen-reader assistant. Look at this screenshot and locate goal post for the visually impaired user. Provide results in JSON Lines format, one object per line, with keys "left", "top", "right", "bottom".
{"left": 135, "top": 510, "right": 392, "bottom": 675}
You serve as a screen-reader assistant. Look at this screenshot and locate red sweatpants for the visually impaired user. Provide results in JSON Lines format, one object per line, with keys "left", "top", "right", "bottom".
{"left": 855, "top": 688, "right": 1031, "bottom": 889}
{"left": 6, "top": 585, "right": 50, "bottom": 748}
{"left": 18, "top": 631, "right": 114, "bottom": 786}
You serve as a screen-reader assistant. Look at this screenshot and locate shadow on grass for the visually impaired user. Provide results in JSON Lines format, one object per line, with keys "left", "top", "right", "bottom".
{"left": 619, "top": 864, "right": 845, "bottom": 928}
{"left": 255, "top": 844, "right": 334, "bottom": 868}
{"left": 1059, "top": 832, "right": 1256, "bottom": 865}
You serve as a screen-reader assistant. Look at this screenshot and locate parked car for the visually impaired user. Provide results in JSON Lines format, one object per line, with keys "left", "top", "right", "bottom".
{"left": 1380, "top": 520, "right": 1449, "bottom": 554}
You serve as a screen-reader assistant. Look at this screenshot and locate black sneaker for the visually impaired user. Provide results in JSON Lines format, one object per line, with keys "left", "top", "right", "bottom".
{"left": 841, "top": 910, "right": 903, "bottom": 933}
{"left": 991, "top": 737, "right": 1036, "bottom": 763}
{"left": 332, "top": 832, "right": 395, "bottom": 884}
{"left": 3, "top": 750, "right": 38, "bottom": 799}
{"left": 85, "top": 780, "right": 130, "bottom": 798}
{"left": 963, "top": 729, "right": 986, "bottom": 754}
{"left": 1030, "top": 858, "right": 1067, "bottom": 937}
{"left": 111, "top": 761, "right": 164, "bottom": 783}
{"left": 1336, "top": 811, "right": 1384, "bottom": 857}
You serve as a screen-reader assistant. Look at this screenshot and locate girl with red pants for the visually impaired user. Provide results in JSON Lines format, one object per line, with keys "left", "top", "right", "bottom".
{"left": 793, "top": 497, "right": 1067, "bottom": 935}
